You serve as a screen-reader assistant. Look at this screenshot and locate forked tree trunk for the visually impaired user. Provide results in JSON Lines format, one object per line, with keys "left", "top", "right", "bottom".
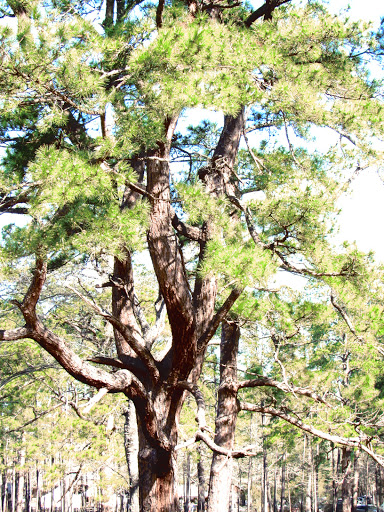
{"left": 206, "top": 320, "right": 240, "bottom": 512}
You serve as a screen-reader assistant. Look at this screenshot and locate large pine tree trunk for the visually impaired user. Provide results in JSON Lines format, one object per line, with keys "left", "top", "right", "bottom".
{"left": 137, "top": 430, "right": 179, "bottom": 512}
{"left": 206, "top": 320, "right": 240, "bottom": 512}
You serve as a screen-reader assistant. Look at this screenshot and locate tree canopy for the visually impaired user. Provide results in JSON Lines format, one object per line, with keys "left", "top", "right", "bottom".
{"left": 1, "top": 0, "right": 384, "bottom": 509}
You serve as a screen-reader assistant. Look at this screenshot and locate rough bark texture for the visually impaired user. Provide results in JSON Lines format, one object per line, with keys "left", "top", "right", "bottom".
{"left": 206, "top": 320, "right": 240, "bottom": 512}
{"left": 341, "top": 448, "right": 353, "bottom": 512}
{"left": 137, "top": 421, "right": 179, "bottom": 512}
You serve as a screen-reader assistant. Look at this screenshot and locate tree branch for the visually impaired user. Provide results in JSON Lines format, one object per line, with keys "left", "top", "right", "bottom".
{"left": 245, "top": 0, "right": 292, "bottom": 27}
{"left": 238, "top": 375, "right": 330, "bottom": 406}
{"left": 239, "top": 402, "right": 381, "bottom": 459}
{"left": 0, "top": 326, "right": 33, "bottom": 341}
{"left": 197, "top": 287, "right": 243, "bottom": 353}
{"left": 67, "top": 286, "right": 160, "bottom": 384}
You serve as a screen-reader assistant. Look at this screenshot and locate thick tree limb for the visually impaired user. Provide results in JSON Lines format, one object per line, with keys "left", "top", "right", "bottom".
{"left": 197, "top": 287, "right": 243, "bottom": 354}
{"left": 21, "top": 258, "right": 47, "bottom": 321}
{"left": 245, "top": 0, "right": 292, "bottom": 27}
{"left": 0, "top": 326, "right": 33, "bottom": 341}
{"left": 171, "top": 209, "right": 203, "bottom": 242}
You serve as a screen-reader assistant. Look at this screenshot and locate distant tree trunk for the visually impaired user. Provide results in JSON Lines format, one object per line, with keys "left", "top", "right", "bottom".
{"left": 247, "top": 455, "right": 253, "bottom": 512}
{"left": 306, "top": 456, "right": 312, "bottom": 512}
{"left": 352, "top": 452, "right": 360, "bottom": 512}
{"left": 1, "top": 469, "right": 6, "bottom": 512}
{"left": 301, "top": 436, "right": 306, "bottom": 512}
{"left": 262, "top": 412, "right": 269, "bottom": 512}
{"left": 36, "top": 468, "right": 41, "bottom": 512}
{"left": 25, "top": 471, "right": 31, "bottom": 512}
{"left": 123, "top": 402, "right": 139, "bottom": 512}
{"left": 273, "top": 455, "right": 277, "bottom": 512}
{"left": 197, "top": 445, "right": 206, "bottom": 512}
{"left": 332, "top": 446, "right": 340, "bottom": 512}
{"left": 281, "top": 453, "right": 286, "bottom": 512}
{"left": 206, "top": 320, "right": 240, "bottom": 512}
{"left": 183, "top": 452, "right": 191, "bottom": 512}
{"left": 341, "top": 448, "right": 353, "bottom": 512}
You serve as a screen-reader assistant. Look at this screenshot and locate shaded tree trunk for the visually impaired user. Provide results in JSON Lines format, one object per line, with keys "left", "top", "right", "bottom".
{"left": 341, "top": 448, "right": 353, "bottom": 512}
{"left": 206, "top": 320, "right": 240, "bottom": 512}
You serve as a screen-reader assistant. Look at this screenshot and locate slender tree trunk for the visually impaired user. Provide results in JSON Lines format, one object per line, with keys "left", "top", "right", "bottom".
{"left": 123, "top": 402, "right": 139, "bottom": 512}
{"left": 341, "top": 448, "right": 353, "bottom": 512}
{"left": 281, "top": 453, "right": 286, "bottom": 512}
{"left": 352, "top": 452, "right": 360, "bottom": 512}
{"left": 273, "top": 455, "right": 277, "bottom": 512}
{"left": 332, "top": 446, "right": 340, "bottom": 512}
{"left": 197, "top": 445, "right": 206, "bottom": 512}
{"left": 206, "top": 320, "right": 240, "bottom": 512}
{"left": 1, "top": 470, "right": 6, "bottom": 512}
{"left": 183, "top": 452, "right": 191, "bottom": 512}
{"left": 248, "top": 456, "right": 253, "bottom": 512}
{"left": 12, "top": 467, "right": 16, "bottom": 512}
{"left": 288, "top": 476, "right": 292, "bottom": 512}
{"left": 306, "top": 455, "right": 311, "bottom": 512}
{"left": 301, "top": 436, "right": 306, "bottom": 512}
{"left": 262, "top": 412, "right": 268, "bottom": 512}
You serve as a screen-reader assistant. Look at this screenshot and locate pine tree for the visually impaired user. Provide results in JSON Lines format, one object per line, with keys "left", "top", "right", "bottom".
{"left": 1, "top": 0, "right": 384, "bottom": 509}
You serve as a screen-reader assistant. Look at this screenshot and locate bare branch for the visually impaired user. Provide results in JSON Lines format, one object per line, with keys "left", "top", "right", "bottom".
{"left": 239, "top": 402, "right": 381, "bottom": 459}
{"left": 67, "top": 286, "right": 160, "bottom": 384}
{"left": 177, "top": 381, "right": 208, "bottom": 431}
{"left": 330, "top": 292, "right": 363, "bottom": 343}
{"left": 81, "top": 387, "right": 109, "bottom": 414}
{"left": 238, "top": 375, "right": 330, "bottom": 406}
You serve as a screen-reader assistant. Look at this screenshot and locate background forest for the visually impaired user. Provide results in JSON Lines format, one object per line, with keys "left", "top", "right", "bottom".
{"left": 1, "top": 0, "right": 384, "bottom": 510}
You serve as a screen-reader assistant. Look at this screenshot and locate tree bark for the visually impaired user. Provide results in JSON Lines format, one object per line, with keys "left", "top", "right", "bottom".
{"left": 123, "top": 402, "right": 139, "bottom": 512}
{"left": 341, "top": 448, "right": 353, "bottom": 512}
{"left": 137, "top": 409, "right": 179, "bottom": 512}
{"left": 197, "top": 445, "right": 206, "bottom": 512}
{"left": 206, "top": 320, "right": 240, "bottom": 512}
{"left": 352, "top": 452, "right": 360, "bottom": 512}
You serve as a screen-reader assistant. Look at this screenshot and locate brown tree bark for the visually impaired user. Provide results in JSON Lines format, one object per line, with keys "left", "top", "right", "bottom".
{"left": 341, "top": 448, "right": 353, "bottom": 512}
{"left": 206, "top": 320, "right": 240, "bottom": 512}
